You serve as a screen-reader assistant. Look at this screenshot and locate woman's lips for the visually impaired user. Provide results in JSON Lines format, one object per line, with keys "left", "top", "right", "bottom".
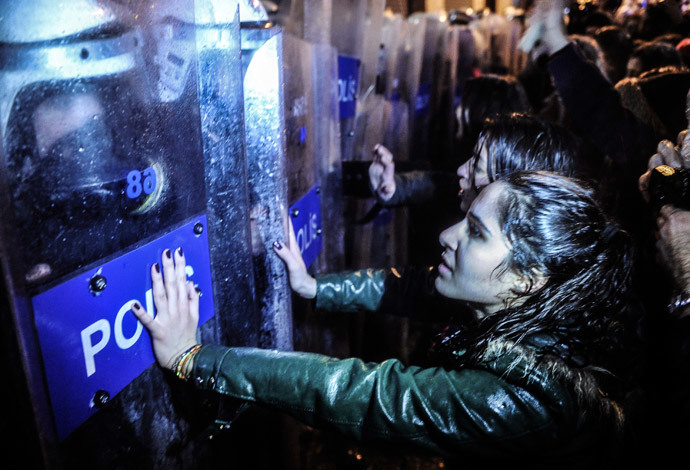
{"left": 458, "top": 179, "right": 470, "bottom": 197}
{"left": 438, "top": 252, "right": 453, "bottom": 276}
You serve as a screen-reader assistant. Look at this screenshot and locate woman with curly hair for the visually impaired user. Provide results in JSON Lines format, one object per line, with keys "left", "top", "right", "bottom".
{"left": 369, "top": 113, "right": 588, "bottom": 264}
{"left": 132, "top": 171, "right": 637, "bottom": 467}
{"left": 454, "top": 112, "right": 587, "bottom": 212}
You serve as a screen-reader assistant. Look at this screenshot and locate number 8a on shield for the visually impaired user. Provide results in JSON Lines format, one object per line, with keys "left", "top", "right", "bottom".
{"left": 126, "top": 167, "right": 157, "bottom": 199}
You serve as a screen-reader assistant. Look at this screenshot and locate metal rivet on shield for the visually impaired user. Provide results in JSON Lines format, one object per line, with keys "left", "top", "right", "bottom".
{"left": 195, "top": 284, "right": 203, "bottom": 298}
{"left": 315, "top": 187, "right": 321, "bottom": 194}
{"left": 89, "top": 274, "right": 107, "bottom": 296}
{"left": 290, "top": 208, "right": 299, "bottom": 218}
{"left": 347, "top": 131, "right": 355, "bottom": 137}
{"left": 92, "top": 390, "right": 110, "bottom": 408}
{"left": 316, "top": 228, "right": 322, "bottom": 236}
{"left": 193, "top": 222, "right": 204, "bottom": 235}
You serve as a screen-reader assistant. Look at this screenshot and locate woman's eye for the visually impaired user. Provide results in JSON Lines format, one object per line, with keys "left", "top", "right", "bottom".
{"left": 467, "top": 221, "right": 484, "bottom": 240}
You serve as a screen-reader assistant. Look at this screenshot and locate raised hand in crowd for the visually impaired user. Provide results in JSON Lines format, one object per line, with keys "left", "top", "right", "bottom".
{"left": 655, "top": 205, "right": 690, "bottom": 318}
{"left": 638, "top": 88, "right": 690, "bottom": 201}
{"left": 639, "top": 90, "right": 690, "bottom": 318}
{"left": 368, "top": 143, "right": 396, "bottom": 202}
{"left": 519, "top": 0, "right": 569, "bottom": 57}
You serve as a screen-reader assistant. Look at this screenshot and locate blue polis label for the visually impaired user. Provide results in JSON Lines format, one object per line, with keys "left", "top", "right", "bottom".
{"left": 338, "top": 55, "right": 361, "bottom": 119}
{"left": 289, "top": 185, "right": 323, "bottom": 268}
{"left": 415, "top": 82, "right": 432, "bottom": 117}
{"left": 32, "top": 216, "right": 215, "bottom": 440}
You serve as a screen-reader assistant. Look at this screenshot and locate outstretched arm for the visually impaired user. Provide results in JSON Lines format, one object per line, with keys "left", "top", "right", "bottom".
{"left": 523, "top": 0, "right": 657, "bottom": 174}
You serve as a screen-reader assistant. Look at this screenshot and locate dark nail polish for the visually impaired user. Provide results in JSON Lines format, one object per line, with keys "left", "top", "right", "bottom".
{"left": 154, "top": 263, "right": 160, "bottom": 273}
{"left": 165, "top": 249, "right": 172, "bottom": 259}
{"left": 177, "top": 247, "right": 184, "bottom": 256}
{"left": 273, "top": 241, "right": 282, "bottom": 250}
{"left": 132, "top": 302, "right": 141, "bottom": 311}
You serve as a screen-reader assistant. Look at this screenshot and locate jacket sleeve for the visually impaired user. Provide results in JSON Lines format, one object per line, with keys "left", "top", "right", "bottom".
{"left": 380, "top": 171, "right": 458, "bottom": 208}
{"left": 315, "top": 267, "right": 459, "bottom": 321}
{"left": 191, "top": 345, "right": 575, "bottom": 457}
{"left": 315, "top": 269, "right": 388, "bottom": 312}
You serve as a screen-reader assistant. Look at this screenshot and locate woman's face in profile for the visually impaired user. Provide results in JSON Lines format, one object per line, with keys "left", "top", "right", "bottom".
{"left": 457, "top": 144, "right": 491, "bottom": 213}
{"left": 435, "top": 182, "right": 521, "bottom": 316}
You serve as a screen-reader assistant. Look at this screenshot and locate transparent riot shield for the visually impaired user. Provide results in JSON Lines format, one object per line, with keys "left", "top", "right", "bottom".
{"left": 473, "top": 9, "right": 521, "bottom": 74}
{"left": 0, "top": 0, "right": 256, "bottom": 466}
{"left": 360, "top": 0, "right": 387, "bottom": 97}
{"left": 194, "top": 1, "right": 259, "bottom": 349}
{"left": 285, "top": 0, "right": 332, "bottom": 44}
{"left": 331, "top": 0, "right": 367, "bottom": 164}
{"left": 329, "top": 0, "right": 385, "bottom": 164}
{"left": 406, "top": 13, "right": 440, "bottom": 164}
{"left": 241, "top": 25, "right": 293, "bottom": 351}
{"left": 311, "top": 44, "right": 344, "bottom": 274}
{"left": 431, "top": 23, "right": 463, "bottom": 171}
{"left": 276, "top": 0, "right": 350, "bottom": 357}
{"left": 378, "top": 12, "right": 406, "bottom": 100}
{"left": 383, "top": 12, "right": 415, "bottom": 162}
{"left": 505, "top": 9, "right": 527, "bottom": 76}
{"left": 469, "top": 13, "right": 492, "bottom": 73}
{"left": 283, "top": 0, "right": 343, "bottom": 275}
{"left": 343, "top": 10, "right": 409, "bottom": 271}
{"left": 282, "top": 35, "right": 315, "bottom": 207}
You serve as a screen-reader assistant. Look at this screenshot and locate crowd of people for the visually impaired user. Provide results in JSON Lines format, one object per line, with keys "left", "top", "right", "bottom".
{"left": 131, "top": 1, "right": 690, "bottom": 467}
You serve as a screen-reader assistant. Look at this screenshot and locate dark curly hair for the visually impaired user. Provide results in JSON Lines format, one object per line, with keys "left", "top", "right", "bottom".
{"left": 458, "top": 75, "right": 531, "bottom": 150}
{"left": 476, "top": 113, "right": 587, "bottom": 184}
{"left": 436, "top": 171, "right": 635, "bottom": 375}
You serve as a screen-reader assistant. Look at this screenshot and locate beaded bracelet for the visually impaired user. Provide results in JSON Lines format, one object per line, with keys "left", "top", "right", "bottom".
{"left": 172, "top": 344, "right": 202, "bottom": 381}
{"left": 170, "top": 345, "right": 193, "bottom": 377}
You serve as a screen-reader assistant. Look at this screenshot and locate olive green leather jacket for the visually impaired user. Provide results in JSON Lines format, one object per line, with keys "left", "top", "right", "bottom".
{"left": 191, "top": 269, "right": 615, "bottom": 463}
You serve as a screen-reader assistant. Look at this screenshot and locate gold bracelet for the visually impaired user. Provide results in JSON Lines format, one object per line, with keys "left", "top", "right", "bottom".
{"left": 174, "top": 344, "right": 202, "bottom": 381}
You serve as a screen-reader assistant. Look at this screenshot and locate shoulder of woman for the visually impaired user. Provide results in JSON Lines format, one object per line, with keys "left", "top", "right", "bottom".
{"left": 478, "top": 337, "right": 623, "bottom": 427}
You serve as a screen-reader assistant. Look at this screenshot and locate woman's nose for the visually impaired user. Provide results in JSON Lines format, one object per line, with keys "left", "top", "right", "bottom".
{"left": 457, "top": 160, "right": 470, "bottom": 179}
{"left": 439, "top": 222, "right": 462, "bottom": 250}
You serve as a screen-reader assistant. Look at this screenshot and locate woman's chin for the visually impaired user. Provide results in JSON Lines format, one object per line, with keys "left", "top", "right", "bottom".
{"left": 434, "top": 276, "right": 450, "bottom": 298}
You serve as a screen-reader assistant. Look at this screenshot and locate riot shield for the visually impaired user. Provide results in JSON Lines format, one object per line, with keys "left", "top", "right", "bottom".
{"left": 283, "top": 1, "right": 344, "bottom": 275}
{"left": 331, "top": 0, "right": 367, "bottom": 164}
{"left": 1, "top": 0, "right": 257, "bottom": 466}
{"left": 407, "top": 13, "right": 441, "bottom": 164}
{"left": 343, "top": 10, "right": 409, "bottom": 273}
{"left": 431, "top": 24, "right": 464, "bottom": 170}
{"left": 241, "top": 25, "right": 293, "bottom": 351}
{"left": 285, "top": 0, "right": 332, "bottom": 44}
{"left": 377, "top": 12, "right": 403, "bottom": 99}
{"left": 360, "top": 0, "right": 387, "bottom": 96}
{"left": 473, "top": 9, "right": 525, "bottom": 74}
{"left": 311, "top": 44, "right": 344, "bottom": 274}
{"left": 195, "top": 0, "right": 259, "bottom": 349}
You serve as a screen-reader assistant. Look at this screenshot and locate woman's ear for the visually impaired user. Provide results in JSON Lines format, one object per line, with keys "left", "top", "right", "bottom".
{"left": 512, "top": 268, "right": 548, "bottom": 296}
